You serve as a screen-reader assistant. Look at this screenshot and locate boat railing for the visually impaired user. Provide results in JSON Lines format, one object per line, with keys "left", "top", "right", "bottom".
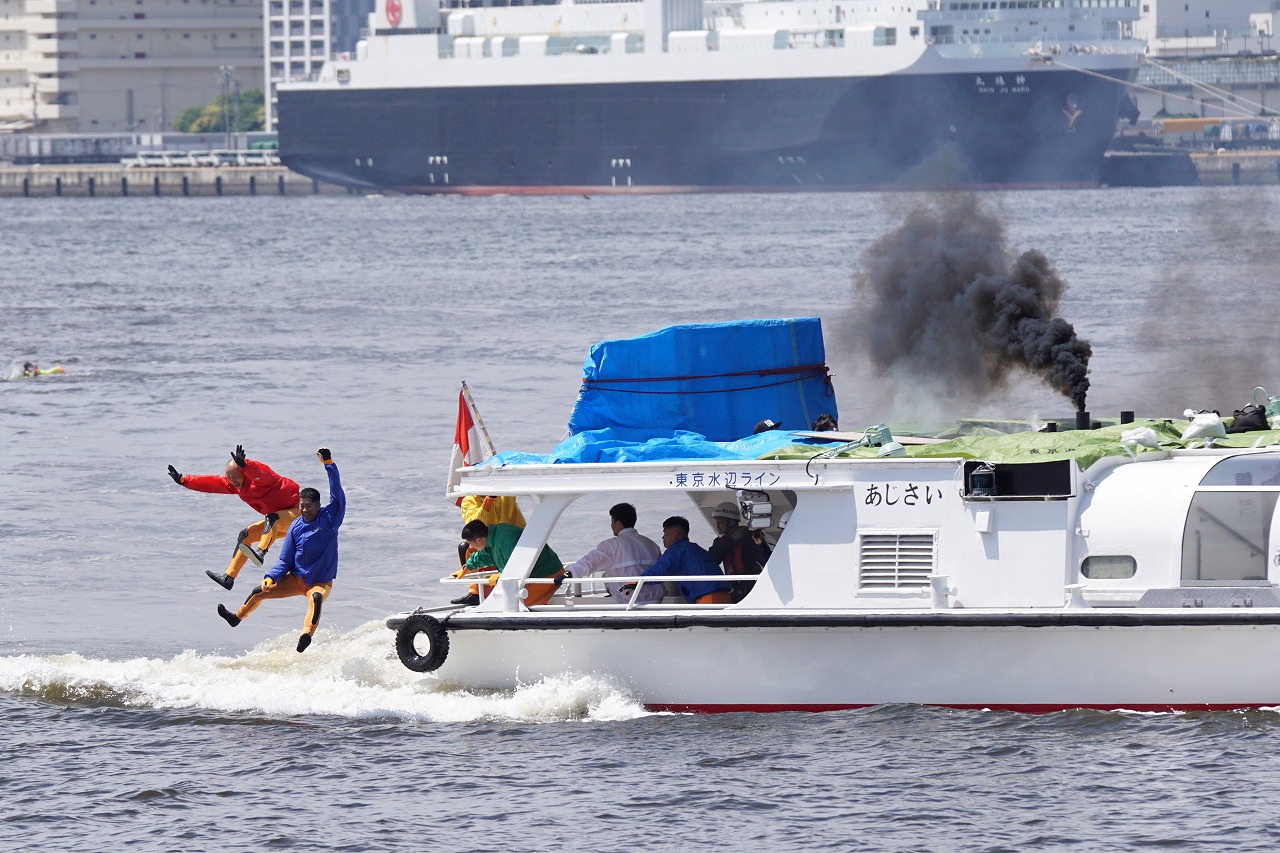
{"left": 932, "top": 30, "right": 1139, "bottom": 48}
{"left": 428, "top": 23, "right": 1138, "bottom": 60}
{"left": 441, "top": 572, "right": 734, "bottom": 611}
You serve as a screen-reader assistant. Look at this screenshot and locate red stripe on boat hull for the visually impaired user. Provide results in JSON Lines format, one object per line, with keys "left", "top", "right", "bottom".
{"left": 646, "top": 702, "right": 1279, "bottom": 714}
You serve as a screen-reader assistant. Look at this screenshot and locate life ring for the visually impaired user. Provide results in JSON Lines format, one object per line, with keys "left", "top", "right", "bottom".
{"left": 395, "top": 613, "right": 450, "bottom": 672}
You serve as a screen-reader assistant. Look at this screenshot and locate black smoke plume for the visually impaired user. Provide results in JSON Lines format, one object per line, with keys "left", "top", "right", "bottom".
{"left": 853, "top": 196, "right": 1091, "bottom": 411}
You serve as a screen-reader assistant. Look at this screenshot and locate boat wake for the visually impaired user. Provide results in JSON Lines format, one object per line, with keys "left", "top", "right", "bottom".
{"left": 0, "top": 620, "right": 650, "bottom": 723}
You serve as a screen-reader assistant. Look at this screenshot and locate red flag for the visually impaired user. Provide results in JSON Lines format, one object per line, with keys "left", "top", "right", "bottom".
{"left": 447, "top": 387, "right": 487, "bottom": 503}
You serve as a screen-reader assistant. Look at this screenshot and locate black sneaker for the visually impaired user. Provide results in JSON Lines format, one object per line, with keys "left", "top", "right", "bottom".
{"left": 296, "top": 633, "right": 312, "bottom": 653}
{"left": 206, "top": 570, "right": 234, "bottom": 590}
{"left": 237, "top": 543, "right": 266, "bottom": 567}
{"left": 451, "top": 593, "right": 480, "bottom": 606}
{"left": 217, "top": 604, "right": 241, "bottom": 627}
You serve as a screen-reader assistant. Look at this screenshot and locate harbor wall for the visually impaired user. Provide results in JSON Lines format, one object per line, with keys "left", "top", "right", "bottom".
{"left": 1102, "top": 148, "right": 1280, "bottom": 187}
{"left": 1191, "top": 150, "right": 1280, "bottom": 185}
{"left": 5, "top": 157, "right": 1277, "bottom": 195}
{"left": 0, "top": 165, "right": 354, "bottom": 198}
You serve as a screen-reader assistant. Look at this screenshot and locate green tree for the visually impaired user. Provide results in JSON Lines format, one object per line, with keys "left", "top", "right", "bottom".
{"left": 173, "top": 104, "right": 204, "bottom": 132}
{"left": 172, "top": 88, "right": 266, "bottom": 133}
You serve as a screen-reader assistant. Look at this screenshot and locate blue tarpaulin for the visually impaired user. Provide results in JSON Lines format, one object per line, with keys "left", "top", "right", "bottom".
{"left": 490, "top": 428, "right": 826, "bottom": 466}
{"left": 565, "top": 318, "right": 837, "bottom": 443}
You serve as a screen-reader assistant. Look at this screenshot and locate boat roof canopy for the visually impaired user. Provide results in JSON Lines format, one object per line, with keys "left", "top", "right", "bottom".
{"left": 476, "top": 319, "right": 1280, "bottom": 470}
{"left": 566, "top": 317, "right": 836, "bottom": 443}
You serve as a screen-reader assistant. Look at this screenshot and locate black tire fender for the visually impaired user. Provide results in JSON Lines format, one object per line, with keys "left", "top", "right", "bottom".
{"left": 396, "top": 613, "right": 450, "bottom": 672}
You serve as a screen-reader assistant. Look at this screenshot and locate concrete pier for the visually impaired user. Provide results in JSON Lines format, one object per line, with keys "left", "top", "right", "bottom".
{"left": 0, "top": 165, "right": 355, "bottom": 198}
{"left": 1190, "top": 150, "right": 1280, "bottom": 186}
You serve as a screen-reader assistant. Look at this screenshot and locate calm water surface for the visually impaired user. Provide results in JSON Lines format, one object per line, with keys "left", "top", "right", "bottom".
{"left": 3, "top": 188, "right": 1280, "bottom": 850}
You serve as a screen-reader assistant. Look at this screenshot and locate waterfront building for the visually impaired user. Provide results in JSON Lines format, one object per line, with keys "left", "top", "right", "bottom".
{"left": 329, "top": 0, "right": 370, "bottom": 57}
{"left": 262, "top": 0, "right": 370, "bottom": 130}
{"left": 1135, "top": 0, "right": 1276, "bottom": 58}
{"left": 0, "top": 0, "right": 262, "bottom": 134}
{"left": 1125, "top": 1, "right": 1280, "bottom": 120}
{"left": 262, "top": 0, "right": 324, "bottom": 129}
{"left": 1132, "top": 55, "right": 1280, "bottom": 120}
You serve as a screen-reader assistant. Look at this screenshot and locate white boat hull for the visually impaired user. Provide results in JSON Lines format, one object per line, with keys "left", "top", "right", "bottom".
{"left": 412, "top": 611, "right": 1280, "bottom": 712}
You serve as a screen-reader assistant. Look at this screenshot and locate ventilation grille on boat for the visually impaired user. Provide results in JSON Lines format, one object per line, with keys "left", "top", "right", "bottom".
{"left": 859, "top": 532, "right": 936, "bottom": 589}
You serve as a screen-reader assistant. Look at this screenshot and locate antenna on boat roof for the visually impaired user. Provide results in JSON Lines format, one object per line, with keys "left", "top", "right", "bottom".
{"left": 461, "top": 380, "right": 499, "bottom": 459}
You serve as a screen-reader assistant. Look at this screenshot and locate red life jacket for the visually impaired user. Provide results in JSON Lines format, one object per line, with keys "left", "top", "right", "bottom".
{"left": 720, "top": 530, "right": 764, "bottom": 576}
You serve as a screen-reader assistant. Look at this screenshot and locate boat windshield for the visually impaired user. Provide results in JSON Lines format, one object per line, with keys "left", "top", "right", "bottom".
{"left": 1199, "top": 456, "right": 1280, "bottom": 488}
{"left": 1182, "top": 491, "right": 1280, "bottom": 583}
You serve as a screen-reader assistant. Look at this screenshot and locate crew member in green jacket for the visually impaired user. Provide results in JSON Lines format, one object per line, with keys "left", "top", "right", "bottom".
{"left": 459, "top": 520, "right": 563, "bottom": 607}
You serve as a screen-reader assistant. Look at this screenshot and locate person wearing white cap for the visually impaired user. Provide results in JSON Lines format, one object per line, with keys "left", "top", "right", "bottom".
{"left": 708, "top": 501, "right": 767, "bottom": 602}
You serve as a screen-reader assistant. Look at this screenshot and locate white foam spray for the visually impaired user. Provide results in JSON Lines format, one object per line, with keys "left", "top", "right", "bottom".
{"left": 0, "top": 619, "right": 650, "bottom": 723}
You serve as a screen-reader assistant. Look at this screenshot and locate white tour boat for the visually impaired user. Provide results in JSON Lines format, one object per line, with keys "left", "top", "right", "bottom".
{"left": 390, "top": 319, "right": 1280, "bottom": 713}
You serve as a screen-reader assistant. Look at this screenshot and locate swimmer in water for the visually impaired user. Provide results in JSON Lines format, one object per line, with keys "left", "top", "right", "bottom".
{"left": 22, "top": 362, "right": 64, "bottom": 377}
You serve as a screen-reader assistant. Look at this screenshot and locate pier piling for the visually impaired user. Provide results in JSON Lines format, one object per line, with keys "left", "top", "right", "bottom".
{"left": 0, "top": 165, "right": 348, "bottom": 198}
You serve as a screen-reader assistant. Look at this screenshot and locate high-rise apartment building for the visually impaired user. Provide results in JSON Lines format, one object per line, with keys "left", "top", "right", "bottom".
{"left": 262, "top": 0, "right": 371, "bottom": 129}
{"left": 328, "top": 0, "right": 370, "bottom": 57}
{"left": 0, "top": 0, "right": 262, "bottom": 133}
{"left": 262, "top": 0, "right": 323, "bottom": 129}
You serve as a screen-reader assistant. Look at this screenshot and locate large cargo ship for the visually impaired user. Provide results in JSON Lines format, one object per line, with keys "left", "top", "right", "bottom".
{"left": 277, "top": 0, "right": 1145, "bottom": 194}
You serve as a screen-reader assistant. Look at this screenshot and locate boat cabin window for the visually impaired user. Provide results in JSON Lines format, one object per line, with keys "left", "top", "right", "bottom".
{"left": 1199, "top": 456, "right": 1280, "bottom": 487}
{"left": 961, "top": 459, "right": 1072, "bottom": 499}
{"left": 1081, "top": 555, "right": 1136, "bottom": 580}
{"left": 1182, "top": 491, "right": 1279, "bottom": 582}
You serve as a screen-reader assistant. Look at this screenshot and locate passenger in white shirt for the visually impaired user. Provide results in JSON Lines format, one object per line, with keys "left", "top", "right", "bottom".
{"left": 566, "top": 502, "right": 664, "bottom": 604}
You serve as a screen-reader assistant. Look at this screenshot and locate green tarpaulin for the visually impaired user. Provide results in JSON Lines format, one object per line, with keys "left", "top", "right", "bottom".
{"left": 761, "top": 418, "right": 1280, "bottom": 471}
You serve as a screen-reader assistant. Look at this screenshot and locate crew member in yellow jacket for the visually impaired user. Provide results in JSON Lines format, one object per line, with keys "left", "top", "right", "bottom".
{"left": 450, "top": 495, "right": 525, "bottom": 606}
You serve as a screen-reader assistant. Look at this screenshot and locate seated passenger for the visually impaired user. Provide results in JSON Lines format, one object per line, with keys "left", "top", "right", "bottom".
{"left": 637, "top": 516, "right": 731, "bottom": 605}
{"left": 460, "top": 519, "right": 564, "bottom": 607}
{"left": 564, "top": 502, "right": 663, "bottom": 604}
{"left": 707, "top": 501, "right": 767, "bottom": 603}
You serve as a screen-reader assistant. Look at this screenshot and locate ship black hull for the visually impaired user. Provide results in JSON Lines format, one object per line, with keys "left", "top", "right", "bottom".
{"left": 279, "top": 67, "right": 1138, "bottom": 192}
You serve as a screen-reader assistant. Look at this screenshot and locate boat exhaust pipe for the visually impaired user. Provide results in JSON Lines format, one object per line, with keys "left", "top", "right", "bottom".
{"left": 1120, "top": 410, "right": 1135, "bottom": 424}
{"left": 1075, "top": 410, "right": 1091, "bottom": 431}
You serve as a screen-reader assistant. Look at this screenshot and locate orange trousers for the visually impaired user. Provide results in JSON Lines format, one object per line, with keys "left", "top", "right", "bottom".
{"left": 225, "top": 505, "right": 301, "bottom": 578}
{"left": 696, "top": 591, "right": 732, "bottom": 605}
{"left": 452, "top": 569, "right": 563, "bottom": 605}
{"left": 523, "top": 570, "right": 566, "bottom": 607}
{"left": 235, "top": 574, "right": 333, "bottom": 635}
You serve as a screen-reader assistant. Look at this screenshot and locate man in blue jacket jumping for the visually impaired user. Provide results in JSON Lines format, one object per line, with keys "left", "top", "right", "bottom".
{"left": 218, "top": 447, "right": 346, "bottom": 653}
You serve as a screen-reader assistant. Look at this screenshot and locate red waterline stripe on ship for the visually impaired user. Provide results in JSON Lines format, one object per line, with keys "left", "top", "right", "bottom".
{"left": 395, "top": 181, "right": 1097, "bottom": 197}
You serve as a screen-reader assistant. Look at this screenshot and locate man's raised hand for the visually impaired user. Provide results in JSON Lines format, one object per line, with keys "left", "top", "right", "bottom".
{"left": 231, "top": 445, "right": 247, "bottom": 468}
{"left": 167, "top": 465, "right": 183, "bottom": 484}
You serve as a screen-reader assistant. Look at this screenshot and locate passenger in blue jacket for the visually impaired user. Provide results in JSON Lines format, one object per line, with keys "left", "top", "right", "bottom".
{"left": 637, "top": 516, "right": 731, "bottom": 605}
{"left": 218, "top": 448, "right": 346, "bottom": 652}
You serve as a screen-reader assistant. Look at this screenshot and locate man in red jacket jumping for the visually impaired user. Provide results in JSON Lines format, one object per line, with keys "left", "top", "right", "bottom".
{"left": 167, "top": 445, "right": 301, "bottom": 591}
